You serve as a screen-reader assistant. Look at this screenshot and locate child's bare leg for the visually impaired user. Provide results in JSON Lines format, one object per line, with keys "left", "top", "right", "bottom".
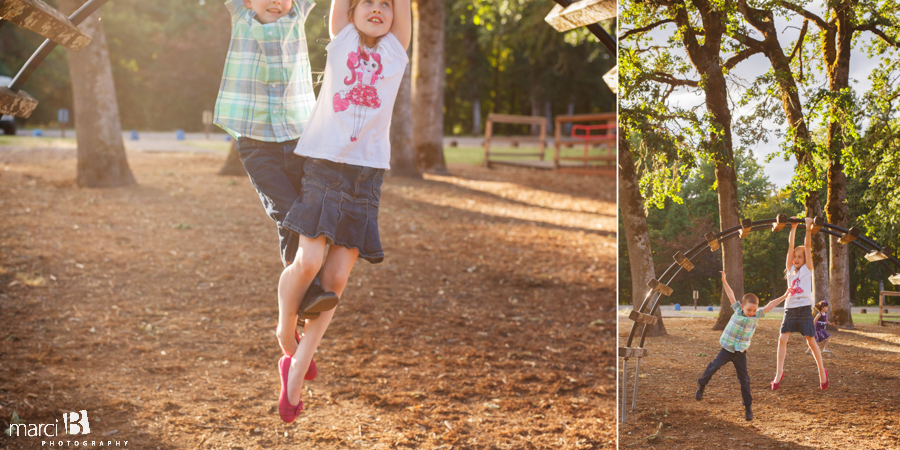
{"left": 287, "top": 245, "right": 359, "bottom": 405}
{"left": 806, "top": 335, "right": 826, "bottom": 384}
{"left": 276, "top": 235, "right": 327, "bottom": 357}
{"left": 774, "top": 332, "right": 789, "bottom": 382}
{"left": 820, "top": 338, "right": 830, "bottom": 352}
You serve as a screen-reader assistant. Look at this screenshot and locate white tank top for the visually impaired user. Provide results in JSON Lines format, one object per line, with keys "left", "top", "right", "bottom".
{"left": 785, "top": 264, "right": 814, "bottom": 309}
{"left": 293, "top": 24, "right": 408, "bottom": 169}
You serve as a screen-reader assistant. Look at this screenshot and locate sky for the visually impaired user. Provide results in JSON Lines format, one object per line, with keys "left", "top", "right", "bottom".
{"left": 624, "top": 5, "right": 898, "bottom": 189}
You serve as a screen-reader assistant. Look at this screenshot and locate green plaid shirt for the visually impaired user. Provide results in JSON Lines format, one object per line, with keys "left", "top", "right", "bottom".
{"left": 214, "top": 0, "right": 317, "bottom": 142}
{"left": 719, "top": 302, "right": 766, "bottom": 353}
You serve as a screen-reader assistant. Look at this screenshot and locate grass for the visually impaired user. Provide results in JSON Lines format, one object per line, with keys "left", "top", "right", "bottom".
{"left": 446, "top": 144, "right": 615, "bottom": 167}
{"left": 671, "top": 310, "right": 886, "bottom": 324}
{"left": 184, "top": 141, "right": 231, "bottom": 152}
{"left": 0, "top": 135, "right": 76, "bottom": 146}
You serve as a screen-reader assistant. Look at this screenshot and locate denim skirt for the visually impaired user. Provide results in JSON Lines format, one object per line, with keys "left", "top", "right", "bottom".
{"left": 283, "top": 157, "right": 384, "bottom": 263}
{"left": 781, "top": 305, "right": 816, "bottom": 337}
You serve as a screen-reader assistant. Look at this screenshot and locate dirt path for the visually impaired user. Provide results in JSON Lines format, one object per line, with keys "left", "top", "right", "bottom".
{"left": 618, "top": 318, "right": 900, "bottom": 449}
{"left": 0, "top": 147, "right": 616, "bottom": 449}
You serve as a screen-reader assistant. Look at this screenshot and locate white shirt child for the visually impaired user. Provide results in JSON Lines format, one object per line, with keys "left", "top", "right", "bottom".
{"left": 293, "top": 25, "right": 409, "bottom": 169}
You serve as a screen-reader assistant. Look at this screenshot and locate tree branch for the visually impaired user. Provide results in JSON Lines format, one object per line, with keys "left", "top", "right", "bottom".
{"left": 621, "top": 19, "right": 675, "bottom": 40}
{"left": 778, "top": 1, "right": 829, "bottom": 31}
{"left": 649, "top": 72, "right": 700, "bottom": 87}
{"left": 724, "top": 46, "right": 761, "bottom": 70}
{"left": 789, "top": 19, "right": 809, "bottom": 62}
{"left": 855, "top": 23, "right": 900, "bottom": 48}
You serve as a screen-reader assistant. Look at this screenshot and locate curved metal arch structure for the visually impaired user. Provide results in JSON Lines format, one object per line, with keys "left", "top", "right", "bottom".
{"left": 619, "top": 214, "right": 899, "bottom": 423}
{"left": 0, "top": 0, "right": 112, "bottom": 118}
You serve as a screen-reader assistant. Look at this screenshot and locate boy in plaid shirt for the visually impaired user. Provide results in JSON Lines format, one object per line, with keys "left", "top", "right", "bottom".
{"left": 695, "top": 271, "right": 789, "bottom": 421}
{"left": 215, "top": 0, "right": 341, "bottom": 359}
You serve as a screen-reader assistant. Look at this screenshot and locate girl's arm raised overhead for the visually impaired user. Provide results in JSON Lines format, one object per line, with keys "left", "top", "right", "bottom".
{"left": 804, "top": 217, "right": 814, "bottom": 271}
{"left": 391, "top": 0, "right": 411, "bottom": 50}
{"left": 330, "top": 0, "right": 351, "bottom": 39}
{"left": 786, "top": 220, "right": 798, "bottom": 272}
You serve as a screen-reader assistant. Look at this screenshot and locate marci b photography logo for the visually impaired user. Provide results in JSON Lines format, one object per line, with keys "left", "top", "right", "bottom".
{"left": 5, "top": 410, "right": 129, "bottom": 447}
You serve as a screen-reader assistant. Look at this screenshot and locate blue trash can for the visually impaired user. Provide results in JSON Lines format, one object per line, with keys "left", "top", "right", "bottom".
{"left": 32, "top": 129, "right": 43, "bottom": 137}
{"left": 130, "top": 130, "right": 139, "bottom": 140}
{"left": 176, "top": 129, "right": 185, "bottom": 141}
{"left": 674, "top": 303, "right": 681, "bottom": 311}
{"left": 707, "top": 306, "right": 714, "bottom": 311}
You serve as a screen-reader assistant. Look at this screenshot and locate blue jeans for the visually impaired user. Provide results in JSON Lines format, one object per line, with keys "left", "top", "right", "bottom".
{"left": 698, "top": 347, "right": 752, "bottom": 407}
{"left": 235, "top": 137, "right": 307, "bottom": 266}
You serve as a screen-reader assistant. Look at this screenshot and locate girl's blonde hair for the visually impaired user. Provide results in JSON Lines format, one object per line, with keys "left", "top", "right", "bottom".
{"left": 348, "top": 0, "right": 391, "bottom": 49}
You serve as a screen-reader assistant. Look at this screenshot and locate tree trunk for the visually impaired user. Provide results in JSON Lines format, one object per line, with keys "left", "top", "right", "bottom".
{"left": 59, "top": 0, "right": 135, "bottom": 188}
{"left": 218, "top": 140, "right": 246, "bottom": 176}
{"left": 827, "top": 164, "right": 852, "bottom": 327}
{"left": 390, "top": 60, "right": 421, "bottom": 178}
{"left": 618, "top": 128, "right": 666, "bottom": 336}
{"left": 736, "top": 0, "right": 827, "bottom": 316}
{"left": 804, "top": 191, "right": 830, "bottom": 305}
{"left": 713, "top": 156, "right": 744, "bottom": 330}
{"left": 824, "top": 3, "right": 853, "bottom": 328}
{"left": 411, "top": 0, "right": 447, "bottom": 174}
{"left": 670, "top": 0, "right": 743, "bottom": 330}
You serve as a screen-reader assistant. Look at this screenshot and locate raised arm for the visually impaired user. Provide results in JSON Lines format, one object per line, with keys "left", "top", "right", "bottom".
{"left": 391, "top": 0, "right": 411, "bottom": 50}
{"left": 763, "top": 290, "right": 789, "bottom": 314}
{"left": 786, "top": 219, "right": 798, "bottom": 272}
{"left": 804, "top": 216, "right": 814, "bottom": 271}
{"left": 330, "top": 0, "right": 351, "bottom": 38}
{"left": 720, "top": 271, "right": 737, "bottom": 304}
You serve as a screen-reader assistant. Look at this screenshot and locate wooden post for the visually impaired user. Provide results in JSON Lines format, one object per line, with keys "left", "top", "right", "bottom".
{"left": 538, "top": 119, "right": 546, "bottom": 161}
{"left": 554, "top": 116, "right": 562, "bottom": 169}
{"left": 483, "top": 117, "right": 493, "bottom": 168}
{"left": 202, "top": 110, "right": 213, "bottom": 140}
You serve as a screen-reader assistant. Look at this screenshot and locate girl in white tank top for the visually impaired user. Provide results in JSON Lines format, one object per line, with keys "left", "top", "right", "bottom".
{"left": 771, "top": 217, "right": 828, "bottom": 392}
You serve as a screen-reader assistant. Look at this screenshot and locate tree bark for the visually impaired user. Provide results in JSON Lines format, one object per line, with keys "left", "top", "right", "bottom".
{"left": 824, "top": 3, "right": 853, "bottom": 328}
{"left": 671, "top": 0, "right": 744, "bottom": 330}
{"left": 618, "top": 128, "right": 666, "bottom": 337}
{"left": 218, "top": 140, "right": 246, "bottom": 176}
{"left": 737, "top": 0, "right": 828, "bottom": 315}
{"left": 390, "top": 59, "right": 421, "bottom": 178}
{"left": 59, "top": 0, "right": 135, "bottom": 188}
{"left": 411, "top": 0, "right": 448, "bottom": 174}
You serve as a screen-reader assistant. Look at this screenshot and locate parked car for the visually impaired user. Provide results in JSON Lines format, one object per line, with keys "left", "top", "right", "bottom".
{"left": 1, "top": 75, "right": 19, "bottom": 135}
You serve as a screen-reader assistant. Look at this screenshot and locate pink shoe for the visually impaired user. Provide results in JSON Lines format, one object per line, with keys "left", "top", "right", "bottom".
{"left": 278, "top": 329, "right": 317, "bottom": 381}
{"left": 821, "top": 368, "right": 829, "bottom": 390}
{"left": 278, "top": 355, "right": 303, "bottom": 423}
{"left": 771, "top": 372, "right": 785, "bottom": 391}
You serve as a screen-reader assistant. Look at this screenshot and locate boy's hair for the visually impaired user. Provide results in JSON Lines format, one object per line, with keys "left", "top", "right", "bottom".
{"left": 347, "top": 0, "right": 391, "bottom": 49}
{"left": 741, "top": 293, "right": 759, "bottom": 305}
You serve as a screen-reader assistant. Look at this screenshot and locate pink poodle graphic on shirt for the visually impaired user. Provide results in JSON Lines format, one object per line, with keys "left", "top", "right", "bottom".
{"left": 333, "top": 46, "right": 384, "bottom": 142}
{"left": 788, "top": 278, "right": 804, "bottom": 295}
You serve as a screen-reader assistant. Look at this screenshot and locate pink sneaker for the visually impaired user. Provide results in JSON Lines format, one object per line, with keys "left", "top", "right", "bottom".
{"left": 278, "top": 355, "right": 303, "bottom": 423}
{"left": 278, "top": 329, "right": 317, "bottom": 381}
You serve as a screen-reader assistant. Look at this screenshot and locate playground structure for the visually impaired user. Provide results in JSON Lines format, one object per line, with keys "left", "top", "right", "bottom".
{"left": 482, "top": 112, "right": 615, "bottom": 175}
{"left": 880, "top": 291, "right": 900, "bottom": 326}
{"left": 619, "top": 214, "right": 900, "bottom": 423}
{"left": 543, "top": 0, "right": 616, "bottom": 92}
{"left": 0, "top": 0, "right": 110, "bottom": 118}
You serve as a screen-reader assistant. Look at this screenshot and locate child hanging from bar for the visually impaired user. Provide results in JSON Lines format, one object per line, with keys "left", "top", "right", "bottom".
{"left": 695, "top": 271, "right": 789, "bottom": 421}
